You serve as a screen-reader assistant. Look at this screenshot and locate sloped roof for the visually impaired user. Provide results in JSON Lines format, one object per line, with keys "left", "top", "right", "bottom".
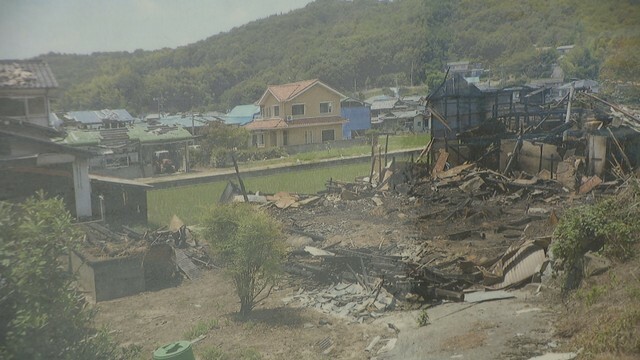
{"left": 266, "top": 79, "right": 318, "bottom": 102}
{"left": 66, "top": 109, "right": 135, "bottom": 125}
{"left": 0, "top": 60, "right": 58, "bottom": 89}
{"left": 370, "top": 98, "right": 399, "bottom": 111}
{"left": 227, "top": 104, "right": 261, "bottom": 117}
{"left": 0, "top": 117, "right": 93, "bottom": 157}
{"left": 257, "top": 79, "right": 346, "bottom": 105}
{"left": 391, "top": 110, "right": 422, "bottom": 119}
{"left": 156, "top": 114, "right": 219, "bottom": 128}
{"left": 244, "top": 119, "right": 288, "bottom": 130}
{"left": 244, "top": 116, "right": 346, "bottom": 131}
{"left": 60, "top": 123, "right": 192, "bottom": 146}
{"left": 223, "top": 104, "right": 260, "bottom": 125}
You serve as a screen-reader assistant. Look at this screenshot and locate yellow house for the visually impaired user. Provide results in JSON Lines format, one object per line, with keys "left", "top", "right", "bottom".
{"left": 244, "top": 79, "right": 347, "bottom": 147}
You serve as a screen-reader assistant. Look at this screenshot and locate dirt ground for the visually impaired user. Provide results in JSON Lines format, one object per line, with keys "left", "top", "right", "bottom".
{"left": 95, "top": 172, "right": 577, "bottom": 359}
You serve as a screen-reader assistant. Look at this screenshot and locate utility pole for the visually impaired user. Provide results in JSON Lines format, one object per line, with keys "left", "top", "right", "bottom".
{"left": 153, "top": 94, "right": 165, "bottom": 117}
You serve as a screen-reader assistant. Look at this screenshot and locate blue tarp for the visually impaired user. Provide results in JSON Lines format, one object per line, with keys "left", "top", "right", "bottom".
{"left": 222, "top": 104, "right": 260, "bottom": 125}
{"left": 341, "top": 106, "right": 371, "bottom": 139}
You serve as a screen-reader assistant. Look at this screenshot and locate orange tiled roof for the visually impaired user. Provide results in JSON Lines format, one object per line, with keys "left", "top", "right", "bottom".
{"left": 243, "top": 116, "right": 346, "bottom": 131}
{"left": 243, "top": 119, "right": 288, "bottom": 130}
{"left": 266, "top": 79, "right": 318, "bottom": 102}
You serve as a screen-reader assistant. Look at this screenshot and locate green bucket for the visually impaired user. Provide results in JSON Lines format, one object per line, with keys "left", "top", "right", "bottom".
{"left": 153, "top": 341, "right": 195, "bottom": 360}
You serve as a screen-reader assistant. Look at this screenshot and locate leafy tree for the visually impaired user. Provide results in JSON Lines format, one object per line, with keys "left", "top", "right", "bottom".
{"left": 0, "top": 193, "right": 120, "bottom": 359}
{"left": 43, "top": 0, "right": 640, "bottom": 110}
{"left": 201, "top": 122, "right": 250, "bottom": 167}
{"left": 202, "top": 203, "right": 285, "bottom": 318}
{"left": 560, "top": 45, "right": 601, "bottom": 80}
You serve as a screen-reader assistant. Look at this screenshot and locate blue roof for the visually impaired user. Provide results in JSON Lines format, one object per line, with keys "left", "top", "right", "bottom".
{"left": 66, "top": 109, "right": 135, "bottom": 125}
{"left": 222, "top": 104, "right": 260, "bottom": 125}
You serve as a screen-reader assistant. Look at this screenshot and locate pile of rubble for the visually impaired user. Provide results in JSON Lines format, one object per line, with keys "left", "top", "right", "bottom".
{"left": 231, "top": 135, "right": 636, "bottom": 320}
{"left": 283, "top": 281, "right": 395, "bottom": 323}
{"left": 79, "top": 216, "right": 212, "bottom": 281}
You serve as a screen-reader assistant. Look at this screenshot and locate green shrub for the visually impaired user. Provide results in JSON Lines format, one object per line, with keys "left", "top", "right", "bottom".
{"left": 210, "top": 147, "right": 289, "bottom": 168}
{"left": 0, "top": 193, "right": 121, "bottom": 359}
{"left": 417, "top": 308, "right": 430, "bottom": 327}
{"left": 202, "top": 203, "right": 285, "bottom": 317}
{"left": 552, "top": 180, "right": 640, "bottom": 288}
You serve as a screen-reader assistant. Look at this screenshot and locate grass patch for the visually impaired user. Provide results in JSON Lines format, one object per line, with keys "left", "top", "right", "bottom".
{"left": 183, "top": 319, "right": 219, "bottom": 340}
{"left": 199, "top": 346, "right": 228, "bottom": 360}
{"left": 197, "top": 346, "right": 262, "bottom": 360}
{"left": 239, "top": 134, "right": 429, "bottom": 165}
{"left": 148, "top": 162, "right": 372, "bottom": 226}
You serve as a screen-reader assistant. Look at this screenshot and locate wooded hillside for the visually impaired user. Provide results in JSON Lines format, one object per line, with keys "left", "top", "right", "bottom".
{"left": 39, "top": 0, "right": 640, "bottom": 114}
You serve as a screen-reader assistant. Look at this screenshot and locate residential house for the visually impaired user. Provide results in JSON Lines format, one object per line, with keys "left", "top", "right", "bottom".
{"left": 0, "top": 60, "right": 151, "bottom": 225}
{"left": 0, "top": 118, "right": 94, "bottom": 219}
{"left": 244, "top": 79, "right": 347, "bottom": 147}
{"left": 369, "top": 96, "right": 401, "bottom": 118}
{"left": 222, "top": 104, "right": 260, "bottom": 126}
{"left": 65, "top": 109, "right": 136, "bottom": 129}
{"left": 340, "top": 97, "right": 371, "bottom": 139}
{"left": 0, "top": 60, "right": 57, "bottom": 128}
{"left": 0, "top": 60, "right": 96, "bottom": 219}
{"left": 373, "top": 110, "right": 426, "bottom": 133}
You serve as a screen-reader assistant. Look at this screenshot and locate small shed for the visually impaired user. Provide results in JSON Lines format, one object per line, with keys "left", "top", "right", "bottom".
{"left": 90, "top": 174, "right": 152, "bottom": 226}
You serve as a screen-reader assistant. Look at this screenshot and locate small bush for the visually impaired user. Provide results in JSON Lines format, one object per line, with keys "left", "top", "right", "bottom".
{"left": 210, "top": 147, "right": 289, "bottom": 168}
{"left": 551, "top": 180, "right": 640, "bottom": 288}
{"left": 202, "top": 203, "right": 285, "bottom": 317}
{"left": 417, "top": 308, "right": 430, "bottom": 327}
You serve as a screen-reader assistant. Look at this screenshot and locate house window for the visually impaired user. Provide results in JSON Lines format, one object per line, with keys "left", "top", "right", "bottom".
{"left": 283, "top": 130, "right": 288, "bottom": 146}
{"left": 292, "top": 104, "right": 305, "bottom": 116}
{"left": 0, "top": 98, "right": 26, "bottom": 116}
{"left": 304, "top": 130, "right": 313, "bottom": 144}
{"left": 320, "top": 102, "right": 333, "bottom": 114}
{"left": 252, "top": 133, "right": 265, "bottom": 147}
{"left": 273, "top": 105, "right": 280, "bottom": 117}
{"left": 321, "top": 129, "right": 335, "bottom": 142}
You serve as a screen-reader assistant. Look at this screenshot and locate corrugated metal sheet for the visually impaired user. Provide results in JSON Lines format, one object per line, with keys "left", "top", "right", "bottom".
{"left": 490, "top": 242, "right": 546, "bottom": 290}
{"left": 370, "top": 99, "right": 399, "bottom": 111}
{"left": 67, "top": 109, "right": 135, "bottom": 125}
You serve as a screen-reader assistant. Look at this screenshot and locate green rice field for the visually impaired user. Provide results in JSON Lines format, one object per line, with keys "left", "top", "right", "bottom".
{"left": 147, "top": 162, "right": 372, "bottom": 226}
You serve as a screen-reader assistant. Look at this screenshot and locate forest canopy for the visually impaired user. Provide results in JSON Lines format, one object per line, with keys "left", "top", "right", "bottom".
{"left": 39, "top": 0, "right": 640, "bottom": 114}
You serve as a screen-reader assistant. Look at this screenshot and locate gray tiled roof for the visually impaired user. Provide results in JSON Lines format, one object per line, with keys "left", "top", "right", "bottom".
{"left": 0, "top": 60, "right": 58, "bottom": 89}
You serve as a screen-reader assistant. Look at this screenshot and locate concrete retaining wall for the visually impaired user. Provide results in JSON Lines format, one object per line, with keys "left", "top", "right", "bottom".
{"left": 70, "top": 250, "right": 145, "bottom": 302}
{"left": 146, "top": 148, "right": 423, "bottom": 190}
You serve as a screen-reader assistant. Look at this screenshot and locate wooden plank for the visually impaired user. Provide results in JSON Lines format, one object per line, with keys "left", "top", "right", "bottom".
{"left": 431, "top": 148, "right": 449, "bottom": 175}
{"left": 174, "top": 248, "right": 201, "bottom": 280}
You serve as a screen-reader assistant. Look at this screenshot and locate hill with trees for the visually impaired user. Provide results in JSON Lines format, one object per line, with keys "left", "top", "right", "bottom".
{"left": 39, "top": 0, "right": 640, "bottom": 114}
